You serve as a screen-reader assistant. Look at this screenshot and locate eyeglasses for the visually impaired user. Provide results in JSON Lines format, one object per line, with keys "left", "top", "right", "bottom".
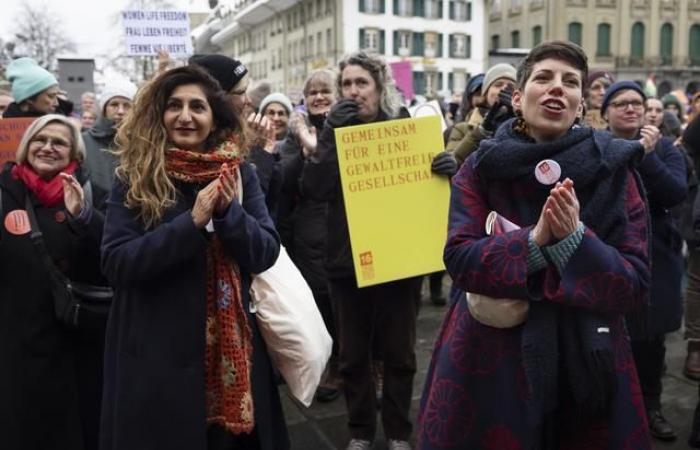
{"left": 609, "top": 99, "right": 644, "bottom": 110}
{"left": 30, "top": 136, "right": 71, "bottom": 151}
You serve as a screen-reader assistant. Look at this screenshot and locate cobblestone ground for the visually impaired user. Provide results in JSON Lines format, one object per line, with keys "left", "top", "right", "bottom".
{"left": 280, "top": 279, "right": 698, "bottom": 450}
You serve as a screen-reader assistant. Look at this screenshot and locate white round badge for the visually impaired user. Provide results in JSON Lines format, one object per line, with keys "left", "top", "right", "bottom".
{"left": 534, "top": 159, "right": 562, "bottom": 185}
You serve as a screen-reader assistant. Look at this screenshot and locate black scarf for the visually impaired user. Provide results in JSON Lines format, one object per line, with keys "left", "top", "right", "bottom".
{"left": 476, "top": 119, "right": 647, "bottom": 441}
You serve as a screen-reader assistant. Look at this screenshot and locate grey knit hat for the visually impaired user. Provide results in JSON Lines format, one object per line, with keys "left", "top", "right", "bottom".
{"left": 481, "top": 63, "right": 517, "bottom": 95}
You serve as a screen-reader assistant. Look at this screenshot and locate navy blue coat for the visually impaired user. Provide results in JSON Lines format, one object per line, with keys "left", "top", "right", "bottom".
{"left": 637, "top": 137, "right": 688, "bottom": 336}
{"left": 99, "top": 162, "right": 288, "bottom": 450}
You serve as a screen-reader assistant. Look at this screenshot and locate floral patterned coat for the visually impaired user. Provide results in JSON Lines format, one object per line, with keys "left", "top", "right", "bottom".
{"left": 417, "top": 152, "right": 652, "bottom": 450}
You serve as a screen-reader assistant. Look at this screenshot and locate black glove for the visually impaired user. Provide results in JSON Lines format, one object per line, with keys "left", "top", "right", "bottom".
{"left": 431, "top": 151, "right": 458, "bottom": 177}
{"left": 326, "top": 99, "right": 360, "bottom": 128}
{"left": 482, "top": 87, "right": 515, "bottom": 133}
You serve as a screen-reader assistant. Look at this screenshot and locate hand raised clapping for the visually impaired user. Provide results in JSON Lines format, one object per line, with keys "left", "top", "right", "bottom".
{"left": 247, "top": 112, "right": 276, "bottom": 153}
{"left": 532, "top": 178, "right": 580, "bottom": 246}
{"left": 191, "top": 163, "right": 240, "bottom": 229}
{"left": 60, "top": 173, "right": 85, "bottom": 216}
{"left": 639, "top": 125, "right": 660, "bottom": 154}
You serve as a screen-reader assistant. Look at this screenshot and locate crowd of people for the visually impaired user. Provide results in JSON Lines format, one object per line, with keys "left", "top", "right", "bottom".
{"left": 1, "top": 39, "right": 700, "bottom": 450}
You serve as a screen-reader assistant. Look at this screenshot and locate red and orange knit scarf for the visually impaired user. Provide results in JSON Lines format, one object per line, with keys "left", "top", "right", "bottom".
{"left": 165, "top": 135, "right": 255, "bottom": 434}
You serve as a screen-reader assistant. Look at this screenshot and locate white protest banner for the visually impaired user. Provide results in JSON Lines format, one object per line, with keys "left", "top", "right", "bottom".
{"left": 122, "top": 10, "right": 193, "bottom": 57}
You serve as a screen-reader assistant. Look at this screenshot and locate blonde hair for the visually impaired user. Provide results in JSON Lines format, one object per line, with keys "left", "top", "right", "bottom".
{"left": 15, "top": 114, "right": 86, "bottom": 163}
{"left": 114, "top": 66, "right": 245, "bottom": 228}
{"left": 303, "top": 68, "right": 337, "bottom": 98}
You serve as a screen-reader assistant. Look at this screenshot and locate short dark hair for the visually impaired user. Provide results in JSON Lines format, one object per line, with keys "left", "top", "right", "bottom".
{"left": 516, "top": 40, "right": 588, "bottom": 93}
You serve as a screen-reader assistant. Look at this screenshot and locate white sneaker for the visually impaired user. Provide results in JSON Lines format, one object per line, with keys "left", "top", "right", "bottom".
{"left": 346, "top": 438, "right": 372, "bottom": 450}
{"left": 388, "top": 440, "right": 412, "bottom": 450}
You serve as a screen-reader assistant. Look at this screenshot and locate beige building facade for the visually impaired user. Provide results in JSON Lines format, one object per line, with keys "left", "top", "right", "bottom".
{"left": 193, "top": 0, "right": 485, "bottom": 102}
{"left": 486, "top": 0, "right": 700, "bottom": 95}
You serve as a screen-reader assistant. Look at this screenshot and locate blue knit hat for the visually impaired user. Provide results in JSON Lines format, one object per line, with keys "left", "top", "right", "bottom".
{"left": 6, "top": 57, "right": 59, "bottom": 104}
{"left": 465, "top": 74, "right": 485, "bottom": 97}
{"left": 601, "top": 80, "right": 646, "bottom": 116}
{"left": 259, "top": 92, "right": 293, "bottom": 116}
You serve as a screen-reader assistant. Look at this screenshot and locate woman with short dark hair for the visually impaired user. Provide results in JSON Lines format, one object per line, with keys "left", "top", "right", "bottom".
{"left": 418, "top": 41, "right": 652, "bottom": 449}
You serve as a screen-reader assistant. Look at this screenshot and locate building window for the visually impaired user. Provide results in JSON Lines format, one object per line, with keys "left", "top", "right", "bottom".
{"left": 690, "top": 24, "right": 700, "bottom": 66}
{"left": 492, "top": 0, "right": 502, "bottom": 12}
{"left": 425, "top": 32, "right": 443, "bottom": 57}
{"left": 451, "top": 34, "right": 470, "bottom": 57}
{"left": 361, "top": 0, "right": 385, "bottom": 13}
{"left": 568, "top": 22, "right": 582, "bottom": 45}
{"left": 317, "top": 31, "right": 322, "bottom": 56}
{"left": 394, "top": 30, "right": 412, "bottom": 55}
{"left": 450, "top": 0, "right": 470, "bottom": 20}
{"left": 426, "top": 71, "right": 440, "bottom": 95}
{"left": 660, "top": 23, "right": 673, "bottom": 65}
{"left": 360, "top": 28, "right": 386, "bottom": 54}
{"left": 511, "top": 30, "right": 520, "bottom": 48}
{"left": 491, "top": 34, "right": 500, "bottom": 50}
{"left": 532, "top": 25, "right": 542, "bottom": 46}
{"left": 425, "top": 0, "right": 442, "bottom": 18}
{"left": 596, "top": 23, "right": 611, "bottom": 56}
{"left": 395, "top": 0, "right": 413, "bottom": 16}
{"left": 510, "top": 0, "right": 521, "bottom": 7}
{"left": 327, "top": 28, "right": 333, "bottom": 55}
{"left": 308, "top": 36, "right": 314, "bottom": 58}
{"left": 631, "top": 21, "right": 645, "bottom": 61}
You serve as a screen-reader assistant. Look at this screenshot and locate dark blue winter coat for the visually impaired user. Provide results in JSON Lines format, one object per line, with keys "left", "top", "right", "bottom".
{"left": 99, "top": 162, "right": 288, "bottom": 450}
{"left": 636, "top": 137, "right": 687, "bottom": 336}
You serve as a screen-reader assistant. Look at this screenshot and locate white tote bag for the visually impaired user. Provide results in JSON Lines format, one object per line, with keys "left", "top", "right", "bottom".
{"left": 235, "top": 166, "right": 331, "bottom": 406}
{"left": 250, "top": 247, "right": 333, "bottom": 407}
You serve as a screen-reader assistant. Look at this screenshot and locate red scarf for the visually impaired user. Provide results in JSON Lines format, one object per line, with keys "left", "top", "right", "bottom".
{"left": 11, "top": 161, "right": 79, "bottom": 208}
{"left": 165, "top": 136, "right": 255, "bottom": 434}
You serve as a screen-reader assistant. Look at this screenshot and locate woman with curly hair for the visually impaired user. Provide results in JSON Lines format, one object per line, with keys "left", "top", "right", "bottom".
{"left": 99, "top": 65, "right": 288, "bottom": 450}
{"left": 417, "top": 41, "right": 652, "bottom": 449}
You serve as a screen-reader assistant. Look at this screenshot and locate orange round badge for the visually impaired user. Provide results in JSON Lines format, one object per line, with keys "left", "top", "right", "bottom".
{"left": 4, "top": 210, "right": 31, "bottom": 236}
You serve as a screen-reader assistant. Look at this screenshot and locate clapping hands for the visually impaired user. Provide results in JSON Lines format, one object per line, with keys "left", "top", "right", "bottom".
{"left": 190, "top": 163, "right": 239, "bottom": 229}
{"left": 247, "top": 112, "right": 277, "bottom": 153}
{"left": 532, "top": 178, "right": 580, "bottom": 246}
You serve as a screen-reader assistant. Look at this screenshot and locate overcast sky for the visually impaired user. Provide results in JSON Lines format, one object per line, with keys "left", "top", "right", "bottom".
{"left": 0, "top": 0, "right": 209, "bottom": 59}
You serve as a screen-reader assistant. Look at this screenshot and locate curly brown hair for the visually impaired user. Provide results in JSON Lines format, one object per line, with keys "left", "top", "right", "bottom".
{"left": 114, "top": 65, "right": 246, "bottom": 227}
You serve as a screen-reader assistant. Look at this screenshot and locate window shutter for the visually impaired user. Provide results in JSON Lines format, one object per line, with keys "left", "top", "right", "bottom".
{"left": 448, "top": 72, "right": 454, "bottom": 91}
{"left": 359, "top": 29, "right": 366, "bottom": 49}
{"left": 438, "top": 33, "right": 444, "bottom": 57}
{"left": 412, "top": 32, "right": 420, "bottom": 56}
{"left": 380, "top": 30, "right": 386, "bottom": 54}
{"left": 449, "top": 0, "right": 455, "bottom": 19}
{"left": 438, "top": 0, "right": 444, "bottom": 18}
{"left": 466, "top": 35, "right": 471, "bottom": 58}
{"left": 394, "top": 0, "right": 399, "bottom": 14}
{"left": 413, "top": 71, "right": 426, "bottom": 95}
{"left": 413, "top": 0, "right": 425, "bottom": 16}
{"left": 467, "top": 1, "right": 472, "bottom": 20}
{"left": 360, "top": 0, "right": 366, "bottom": 12}
{"left": 380, "top": 0, "right": 386, "bottom": 13}
{"left": 394, "top": 30, "right": 400, "bottom": 55}
{"left": 449, "top": 34, "right": 454, "bottom": 58}
{"left": 418, "top": 32, "right": 425, "bottom": 55}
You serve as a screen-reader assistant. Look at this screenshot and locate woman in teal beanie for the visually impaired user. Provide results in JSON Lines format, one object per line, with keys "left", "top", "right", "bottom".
{"left": 3, "top": 57, "right": 59, "bottom": 118}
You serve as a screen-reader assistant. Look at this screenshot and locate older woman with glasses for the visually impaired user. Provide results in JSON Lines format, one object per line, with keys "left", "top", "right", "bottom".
{"left": 0, "top": 114, "right": 106, "bottom": 450}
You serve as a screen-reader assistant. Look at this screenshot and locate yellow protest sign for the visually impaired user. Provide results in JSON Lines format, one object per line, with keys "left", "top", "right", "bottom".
{"left": 335, "top": 115, "right": 449, "bottom": 287}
